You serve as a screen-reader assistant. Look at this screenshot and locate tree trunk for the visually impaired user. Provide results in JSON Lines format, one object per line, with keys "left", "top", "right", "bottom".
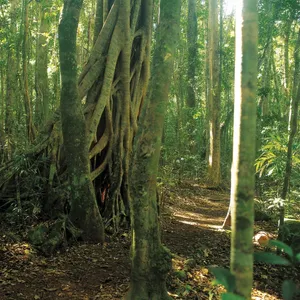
{"left": 126, "top": 0, "right": 181, "bottom": 299}
{"left": 186, "top": 0, "right": 197, "bottom": 108}
{"left": 59, "top": 0, "right": 104, "bottom": 243}
{"left": 22, "top": 0, "right": 35, "bottom": 142}
{"left": 5, "top": 0, "right": 19, "bottom": 158}
{"left": 93, "top": 0, "right": 103, "bottom": 45}
{"left": 207, "top": 0, "right": 221, "bottom": 187}
{"left": 0, "top": 63, "right": 5, "bottom": 161}
{"left": 284, "top": 20, "right": 292, "bottom": 94}
{"left": 1, "top": 0, "right": 157, "bottom": 238}
{"left": 230, "top": 0, "right": 258, "bottom": 298}
{"left": 35, "top": 1, "right": 51, "bottom": 125}
{"left": 278, "top": 30, "right": 300, "bottom": 241}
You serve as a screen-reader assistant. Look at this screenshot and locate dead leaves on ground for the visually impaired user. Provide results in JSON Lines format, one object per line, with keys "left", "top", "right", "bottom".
{"left": 0, "top": 183, "right": 299, "bottom": 299}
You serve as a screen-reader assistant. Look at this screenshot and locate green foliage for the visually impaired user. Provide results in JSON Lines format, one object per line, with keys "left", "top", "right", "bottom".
{"left": 254, "top": 198, "right": 273, "bottom": 220}
{"left": 210, "top": 267, "right": 261, "bottom": 299}
{"left": 255, "top": 125, "right": 300, "bottom": 218}
{"left": 282, "top": 280, "right": 299, "bottom": 300}
{"left": 221, "top": 293, "right": 245, "bottom": 300}
{"left": 210, "top": 267, "right": 236, "bottom": 293}
{"left": 254, "top": 252, "right": 291, "bottom": 265}
{"left": 0, "top": 153, "right": 52, "bottom": 224}
{"left": 280, "top": 220, "right": 300, "bottom": 253}
{"left": 268, "top": 239, "right": 293, "bottom": 258}
{"left": 254, "top": 240, "right": 300, "bottom": 300}
{"left": 211, "top": 240, "right": 300, "bottom": 300}
{"left": 255, "top": 132, "right": 289, "bottom": 179}
{"left": 209, "top": 267, "right": 245, "bottom": 299}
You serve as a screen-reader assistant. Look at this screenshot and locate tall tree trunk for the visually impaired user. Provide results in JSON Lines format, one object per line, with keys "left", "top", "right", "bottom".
{"left": 0, "top": 66, "right": 4, "bottom": 133}
{"left": 35, "top": 1, "right": 51, "bottom": 125}
{"left": 186, "top": 0, "right": 197, "bottom": 108}
{"left": 5, "top": 0, "right": 18, "bottom": 158}
{"left": 278, "top": 30, "right": 300, "bottom": 240}
{"left": 59, "top": 0, "right": 105, "bottom": 243}
{"left": 22, "top": 0, "right": 35, "bottom": 142}
{"left": 271, "top": 45, "right": 282, "bottom": 117}
{"left": 205, "top": 0, "right": 210, "bottom": 163}
{"left": 219, "top": 0, "right": 223, "bottom": 98}
{"left": 126, "top": 0, "right": 181, "bottom": 299}
{"left": 0, "top": 63, "right": 5, "bottom": 161}
{"left": 230, "top": 0, "right": 258, "bottom": 298}
{"left": 284, "top": 20, "right": 292, "bottom": 94}
{"left": 207, "top": 0, "right": 221, "bottom": 186}
{"left": 185, "top": 0, "right": 198, "bottom": 154}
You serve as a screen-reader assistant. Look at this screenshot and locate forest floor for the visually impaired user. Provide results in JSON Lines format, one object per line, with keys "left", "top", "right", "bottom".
{"left": 0, "top": 181, "right": 299, "bottom": 299}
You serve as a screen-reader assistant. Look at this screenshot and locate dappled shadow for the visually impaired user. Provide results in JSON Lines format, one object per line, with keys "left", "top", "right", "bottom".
{"left": 0, "top": 183, "right": 296, "bottom": 300}
{"left": 0, "top": 238, "right": 131, "bottom": 299}
{"left": 162, "top": 217, "right": 231, "bottom": 264}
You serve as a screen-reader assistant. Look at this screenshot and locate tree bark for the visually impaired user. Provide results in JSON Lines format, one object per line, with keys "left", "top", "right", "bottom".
{"left": 93, "top": 0, "right": 103, "bottom": 45}
{"left": 22, "top": 0, "right": 35, "bottom": 142}
{"left": 284, "top": 20, "right": 292, "bottom": 94}
{"left": 278, "top": 30, "right": 300, "bottom": 240}
{"left": 1, "top": 0, "right": 158, "bottom": 236}
{"left": 5, "top": 0, "right": 19, "bottom": 158}
{"left": 59, "top": 0, "right": 104, "bottom": 243}
{"left": 126, "top": 0, "right": 181, "bottom": 299}
{"left": 35, "top": 1, "right": 51, "bottom": 125}
{"left": 207, "top": 0, "right": 221, "bottom": 186}
{"left": 230, "top": 0, "right": 258, "bottom": 298}
{"left": 186, "top": 0, "right": 197, "bottom": 108}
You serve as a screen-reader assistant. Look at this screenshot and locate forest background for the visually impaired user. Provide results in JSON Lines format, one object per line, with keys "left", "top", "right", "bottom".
{"left": 0, "top": 0, "right": 300, "bottom": 299}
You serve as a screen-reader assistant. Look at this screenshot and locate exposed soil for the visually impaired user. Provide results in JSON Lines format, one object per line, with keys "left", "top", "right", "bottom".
{"left": 0, "top": 182, "right": 299, "bottom": 299}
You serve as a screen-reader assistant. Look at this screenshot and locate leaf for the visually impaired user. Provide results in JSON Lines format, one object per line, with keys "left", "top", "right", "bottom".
{"left": 282, "top": 280, "right": 298, "bottom": 300}
{"left": 268, "top": 240, "right": 293, "bottom": 258}
{"left": 209, "top": 267, "right": 236, "bottom": 292}
{"left": 201, "top": 267, "right": 209, "bottom": 275}
{"left": 254, "top": 252, "right": 291, "bottom": 266}
{"left": 185, "top": 284, "right": 192, "bottom": 291}
{"left": 296, "top": 253, "right": 300, "bottom": 262}
{"left": 44, "top": 287, "right": 58, "bottom": 292}
{"left": 203, "top": 248, "right": 210, "bottom": 257}
{"left": 222, "top": 292, "right": 245, "bottom": 300}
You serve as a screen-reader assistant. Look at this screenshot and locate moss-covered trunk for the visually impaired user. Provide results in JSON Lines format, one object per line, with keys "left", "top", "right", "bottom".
{"left": 22, "top": 0, "right": 35, "bottom": 143}
{"left": 58, "top": 0, "right": 104, "bottom": 243}
{"left": 1, "top": 0, "right": 156, "bottom": 238}
{"left": 35, "top": 1, "right": 51, "bottom": 125}
{"left": 126, "top": 1, "right": 181, "bottom": 299}
{"left": 230, "top": 0, "right": 258, "bottom": 298}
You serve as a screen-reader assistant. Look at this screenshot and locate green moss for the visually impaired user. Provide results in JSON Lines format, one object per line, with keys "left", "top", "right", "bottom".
{"left": 152, "top": 245, "right": 172, "bottom": 275}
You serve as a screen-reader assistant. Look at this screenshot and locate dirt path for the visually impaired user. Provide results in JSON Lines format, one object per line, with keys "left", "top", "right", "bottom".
{"left": 0, "top": 183, "right": 298, "bottom": 299}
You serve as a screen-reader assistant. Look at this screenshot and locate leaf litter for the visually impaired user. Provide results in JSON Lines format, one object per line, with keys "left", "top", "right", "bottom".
{"left": 0, "top": 181, "right": 299, "bottom": 299}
